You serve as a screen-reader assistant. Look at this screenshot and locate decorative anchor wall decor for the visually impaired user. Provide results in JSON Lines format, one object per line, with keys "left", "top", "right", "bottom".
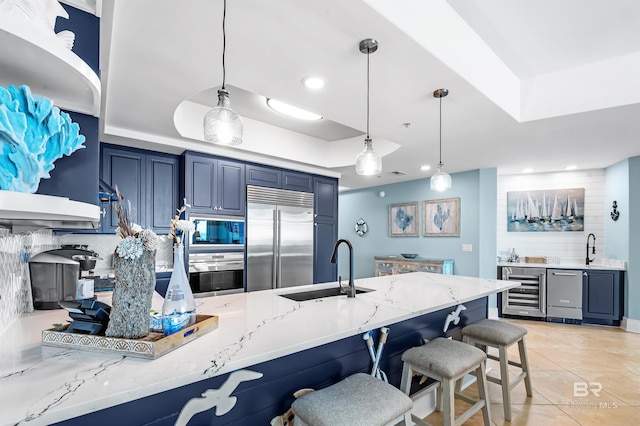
{"left": 610, "top": 201, "right": 620, "bottom": 221}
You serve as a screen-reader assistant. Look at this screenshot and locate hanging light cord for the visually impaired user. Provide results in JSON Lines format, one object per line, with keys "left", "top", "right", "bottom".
{"left": 221, "top": 0, "right": 227, "bottom": 90}
{"left": 438, "top": 95, "right": 443, "bottom": 166}
{"left": 366, "top": 48, "right": 370, "bottom": 138}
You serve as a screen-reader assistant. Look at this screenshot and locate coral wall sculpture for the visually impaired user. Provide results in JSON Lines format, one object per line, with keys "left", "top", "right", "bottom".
{"left": 0, "top": 85, "right": 86, "bottom": 193}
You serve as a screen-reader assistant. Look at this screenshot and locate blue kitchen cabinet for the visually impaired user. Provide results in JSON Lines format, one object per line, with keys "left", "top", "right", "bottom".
{"left": 283, "top": 170, "right": 313, "bottom": 192}
{"left": 314, "top": 220, "right": 338, "bottom": 283}
{"left": 582, "top": 270, "right": 623, "bottom": 326}
{"left": 146, "top": 154, "right": 180, "bottom": 234}
{"left": 246, "top": 165, "right": 313, "bottom": 192}
{"left": 313, "top": 176, "right": 338, "bottom": 222}
{"left": 313, "top": 176, "right": 338, "bottom": 283}
{"left": 101, "top": 144, "right": 179, "bottom": 234}
{"left": 184, "top": 152, "right": 245, "bottom": 217}
{"left": 246, "top": 164, "right": 282, "bottom": 189}
{"left": 155, "top": 272, "right": 172, "bottom": 297}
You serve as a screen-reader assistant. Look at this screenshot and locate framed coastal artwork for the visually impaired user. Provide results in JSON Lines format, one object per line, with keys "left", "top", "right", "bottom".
{"left": 389, "top": 202, "right": 419, "bottom": 237}
{"left": 423, "top": 198, "right": 460, "bottom": 236}
{"left": 507, "top": 188, "right": 585, "bottom": 232}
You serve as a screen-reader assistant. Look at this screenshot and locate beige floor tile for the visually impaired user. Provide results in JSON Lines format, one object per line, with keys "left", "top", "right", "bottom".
{"left": 489, "top": 404, "right": 582, "bottom": 426}
{"left": 530, "top": 370, "right": 629, "bottom": 407}
{"left": 420, "top": 320, "right": 640, "bottom": 425}
{"left": 572, "top": 368, "right": 640, "bottom": 406}
{"left": 559, "top": 404, "right": 640, "bottom": 426}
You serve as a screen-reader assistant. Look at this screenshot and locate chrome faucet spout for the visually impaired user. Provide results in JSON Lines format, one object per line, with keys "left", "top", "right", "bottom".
{"left": 586, "top": 233, "right": 596, "bottom": 265}
{"left": 330, "top": 239, "right": 355, "bottom": 298}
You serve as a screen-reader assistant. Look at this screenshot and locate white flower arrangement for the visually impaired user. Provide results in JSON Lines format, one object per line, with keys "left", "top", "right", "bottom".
{"left": 113, "top": 186, "right": 158, "bottom": 260}
{"left": 168, "top": 203, "right": 194, "bottom": 245}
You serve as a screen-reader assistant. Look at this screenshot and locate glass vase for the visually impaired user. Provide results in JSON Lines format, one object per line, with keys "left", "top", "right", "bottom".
{"left": 162, "top": 243, "right": 196, "bottom": 336}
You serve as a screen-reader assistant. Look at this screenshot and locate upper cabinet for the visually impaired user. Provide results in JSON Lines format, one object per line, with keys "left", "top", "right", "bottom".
{"left": 0, "top": 15, "right": 100, "bottom": 116}
{"left": 101, "top": 144, "right": 179, "bottom": 234}
{"left": 313, "top": 176, "right": 338, "bottom": 223}
{"left": 246, "top": 164, "right": 313, "bottom": 193}
{"left": 184, "top": 152, "right": 246, "bottom": 217}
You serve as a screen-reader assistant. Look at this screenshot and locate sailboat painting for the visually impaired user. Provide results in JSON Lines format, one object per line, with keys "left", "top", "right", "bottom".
{"left": 507, "top": 188, "right": 585, "bottom": 232}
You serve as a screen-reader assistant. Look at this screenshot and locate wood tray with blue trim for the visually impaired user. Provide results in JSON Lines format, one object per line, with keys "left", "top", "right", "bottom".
{"left": 42, "top": 314, "right": 218, "bottom": 359}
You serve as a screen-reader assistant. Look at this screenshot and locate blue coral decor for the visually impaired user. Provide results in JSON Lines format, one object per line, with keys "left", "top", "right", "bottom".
{"left": 0, "top": 85, "right": 86, "bottom": 193}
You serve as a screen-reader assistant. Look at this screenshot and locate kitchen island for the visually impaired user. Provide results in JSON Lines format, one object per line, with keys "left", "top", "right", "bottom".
{"left": 1, "top": 272, "right": 518, "bottom": 426}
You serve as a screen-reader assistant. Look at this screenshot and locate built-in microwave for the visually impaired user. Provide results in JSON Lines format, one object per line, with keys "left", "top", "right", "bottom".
{"left": 188, "top": 216, "right": 245, "bottom": 250}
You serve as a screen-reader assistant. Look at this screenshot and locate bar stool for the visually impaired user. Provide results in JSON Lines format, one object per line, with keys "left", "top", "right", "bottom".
{"left": 291, "top": 373, "right": 414, "bottom": 426}
{"left": 400, "top": 337, "right": 491, "bottom": 426}
{"left": 461, "top": 319, "right": 532, "bottom": 421}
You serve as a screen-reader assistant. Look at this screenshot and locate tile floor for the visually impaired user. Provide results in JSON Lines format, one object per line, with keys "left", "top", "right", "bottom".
{"left": 423, "top": 319, "right": 640, "bottom": 426}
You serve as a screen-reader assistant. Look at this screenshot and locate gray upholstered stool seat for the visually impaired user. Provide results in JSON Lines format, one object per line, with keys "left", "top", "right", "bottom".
{"left": 461, "top": 319, "right": 532, "bottom": 421}
{"left": 291, "top": 373, "right": 413, "bottom": 426}
{"left": 461, "top": 319, "right": 527, "bottom": 346}
{"left": 400, "top": 337, "right": 491, "bottom": 426}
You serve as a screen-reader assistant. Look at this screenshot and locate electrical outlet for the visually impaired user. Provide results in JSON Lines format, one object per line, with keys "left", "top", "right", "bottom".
{"left": 462, "top": 243, "right": 473, "bottom": 252}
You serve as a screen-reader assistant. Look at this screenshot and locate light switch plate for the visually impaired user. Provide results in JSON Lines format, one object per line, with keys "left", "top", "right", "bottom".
{"left": 462, "top": 243, "right": 473, "bottom": 252}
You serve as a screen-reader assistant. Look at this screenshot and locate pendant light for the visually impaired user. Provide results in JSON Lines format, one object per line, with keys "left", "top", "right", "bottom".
{"left": 430, "top": 88, "right": 452, "bottom": 191}
{"left": 355, "top": 39, "right": 382, "bottom": 176}
{"left": 203, "top": 0, "right": 243, "bottom": 145}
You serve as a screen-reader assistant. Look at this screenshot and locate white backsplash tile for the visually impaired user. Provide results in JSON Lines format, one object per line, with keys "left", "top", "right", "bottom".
{"left": 0, "top": 229, "right": 56, "bottom": 335}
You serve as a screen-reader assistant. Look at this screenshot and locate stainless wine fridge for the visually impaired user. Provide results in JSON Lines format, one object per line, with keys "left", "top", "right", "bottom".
{"left": 501, "top": 266, "right": 546, "bottom": 318}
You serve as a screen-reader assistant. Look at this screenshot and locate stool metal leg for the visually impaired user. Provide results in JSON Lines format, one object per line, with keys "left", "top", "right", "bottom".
{"left": 518, "top": 337, "right": 533, "bottom": 397}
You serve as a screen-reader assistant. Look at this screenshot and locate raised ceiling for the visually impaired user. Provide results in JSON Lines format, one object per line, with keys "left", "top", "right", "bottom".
{"left": 100, "top": 0, "right": 640, "bottom": 191}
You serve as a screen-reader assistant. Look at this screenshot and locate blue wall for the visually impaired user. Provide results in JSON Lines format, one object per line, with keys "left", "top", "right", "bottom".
{"left": 338, "top": 169, "right": 497, "bottom": 280}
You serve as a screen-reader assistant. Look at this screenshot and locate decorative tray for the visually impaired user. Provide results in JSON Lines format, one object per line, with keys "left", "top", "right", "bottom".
{"left": 42, "top": 314, "right": 218, "bottom": 359}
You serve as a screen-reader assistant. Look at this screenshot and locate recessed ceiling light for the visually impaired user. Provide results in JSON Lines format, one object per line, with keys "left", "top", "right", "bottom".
{"left": 302, "top": 75, "right": 325, "bottom": 90}
{"left": 565, "top": 165, "right": 577, "bottom": 170}
{"left": 522, "top": 168, "right": 534, "bottom": 173}
{"left": 420, "top": 165, "right": 431, "bottom": 171}
{"left": 266, "top": 98, "right": 323, "bottom": 120}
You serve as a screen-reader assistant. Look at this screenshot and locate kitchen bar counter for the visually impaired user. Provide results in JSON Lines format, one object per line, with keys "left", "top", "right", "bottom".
{"left": 497, "top": 258, "right": 626, "bottom": 271}
{"left": 1, "top": 272, "right": 518, "bottom": 425}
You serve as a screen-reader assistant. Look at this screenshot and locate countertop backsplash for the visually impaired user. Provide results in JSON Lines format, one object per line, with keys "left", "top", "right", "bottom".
{"left": 0, "top": 229, "right": 56, "bottom": 335}
{"left": 58, "top": 233, "right": 174, "bottom": 273}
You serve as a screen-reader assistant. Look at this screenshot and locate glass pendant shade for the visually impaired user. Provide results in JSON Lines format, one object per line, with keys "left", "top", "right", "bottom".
{"left": 430, "top": 164, "right": 452, "bottom": 191}
{"left": 204, "top": 89, "right": 243, "bottom": 145}
{"left": 355, "top": 137, "right": 382, "bottom": 176}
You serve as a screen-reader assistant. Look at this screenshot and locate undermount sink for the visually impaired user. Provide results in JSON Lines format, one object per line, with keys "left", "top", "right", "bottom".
{"left": 279, "top": 286, "right": 374, "bottom": 302}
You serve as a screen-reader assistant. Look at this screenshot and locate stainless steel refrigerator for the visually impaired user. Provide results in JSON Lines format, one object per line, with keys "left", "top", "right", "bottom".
{"left": 246, "top": 186, "right": 314, "bottom": 291}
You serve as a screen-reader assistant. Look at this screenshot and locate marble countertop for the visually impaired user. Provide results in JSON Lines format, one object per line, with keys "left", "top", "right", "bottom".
{"left": 497, "top": 258, "right": 626, "bottom": 271}
{"left": 0, "top": 272, "right": 518, "bottom": 426}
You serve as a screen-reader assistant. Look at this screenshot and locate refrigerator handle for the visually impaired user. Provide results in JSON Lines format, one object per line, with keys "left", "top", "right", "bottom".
{"left": 275, "top": 209, "right": 282, "bottom": 288}
{"left": 272, "top": 209, "right": 278, "bottom": 289}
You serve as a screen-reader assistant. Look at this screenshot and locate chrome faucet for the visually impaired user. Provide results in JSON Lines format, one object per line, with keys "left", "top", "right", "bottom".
{"left": 586, "top": 233, "right": 596, "bottom": 265}
{"left": 330, "top": 239, "right": 356, "bottom": 298}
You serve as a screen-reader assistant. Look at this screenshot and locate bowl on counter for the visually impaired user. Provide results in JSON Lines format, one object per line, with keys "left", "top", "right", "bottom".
{"left": 400, "top": 253, "right": 419, "bottom": 259}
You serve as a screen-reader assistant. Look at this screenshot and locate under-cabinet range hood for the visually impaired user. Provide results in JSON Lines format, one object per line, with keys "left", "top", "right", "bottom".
{"left": 0, "top": 190, "right": 100, "bottom": 232}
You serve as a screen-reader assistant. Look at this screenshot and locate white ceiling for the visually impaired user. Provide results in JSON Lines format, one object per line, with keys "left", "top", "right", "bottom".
{"left": 100, "top": 0, "right": 640, "bottom": 191}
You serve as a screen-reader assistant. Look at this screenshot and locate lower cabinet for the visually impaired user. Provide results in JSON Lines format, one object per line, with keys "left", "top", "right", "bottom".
{"left": 155, "top": 272, "right": 172, "bottom": 297}
{"left": 582, "top": 270, "right": 623, "bottom": 326}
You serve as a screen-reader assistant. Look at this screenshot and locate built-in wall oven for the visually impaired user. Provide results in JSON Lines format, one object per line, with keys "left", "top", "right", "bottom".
{"left": 501, "top": 266, "right": 546, "bottom": 319}
{"left": 188, "top": 252, "right": 244, "bottom": 297}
